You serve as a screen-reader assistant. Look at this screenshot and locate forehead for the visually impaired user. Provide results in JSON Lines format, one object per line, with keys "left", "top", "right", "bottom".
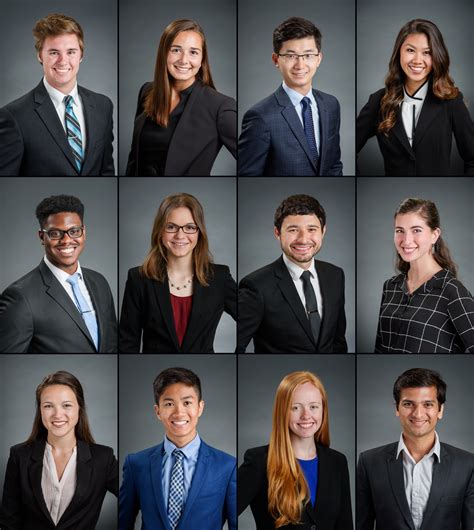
{"left": 401, "top": 32, "right": 430, "bottom": 48}
{"left": 292, "top": 382, "right": 322, "bottom": 402}
{"left": 159, "top": 382, "right": 199, "bottom": 400}
{"left": 281, "top": 213, "right": 321, "bottom": 228}
{"left": 166, "top": 207, "right": 195, "bottom": 222}
{"left": 44, "top": 211, "right": 82, "bottom": 228}
{"left": 42, "top": 33, "right": 81, "bottom": 50}
{"left": 171, "top": 30, "right": 203, "bottom": 48}
{"left": 399, "top": 385, "right": 438, "bottom": 401}
{"left": 394, "top": 211, "right": 429, "bottom": 227}
{"left": 40, "top": 384, "right": 77, "bottom": 402}
{"left": 280, "top": 36, "right": 318, "bottom": 52}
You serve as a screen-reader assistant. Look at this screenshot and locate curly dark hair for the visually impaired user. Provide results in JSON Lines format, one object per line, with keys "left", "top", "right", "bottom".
{"left": 35, "top": 195, "right": 84, "bottom": 228}
{"left": 274, "top": 194, "right": 326, "bottom": 232}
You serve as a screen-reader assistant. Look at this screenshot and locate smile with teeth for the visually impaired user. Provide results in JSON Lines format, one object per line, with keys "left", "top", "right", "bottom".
{"left": 297, "top": 422, "right": 315, "bottom": 429}
{"left": 174, "top": 65, "right": 192, "bottom": 72}
{"left": 401, "top": 247, "right": 417, "bottom": 254}
{"left": 57, "top": 247, "right": 77, "bottom": 256}
{"left": 408, "top": 65, "right": 424, "bottom": 74}
{"left": 51, "top": 421, "right": 67, "bottom": 427}
{"left": 292, "top": 244, "right": 313, "bottom": 252}
{"left": 171, "top": 420, "right": 189, "bottom": 426}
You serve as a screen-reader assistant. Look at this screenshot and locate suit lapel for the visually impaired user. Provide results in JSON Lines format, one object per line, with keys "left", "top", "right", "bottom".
{"left": 391, "top": 105, "right": 415, "bottom": 158}
{"left": 82, "top": 270, "right": 103, "bottom": 352}
{"left": 420, "top": 445, "right": 450, "bottom": 530}
{"left": 313, "top": 90, "right": 327, "bottom": 173}
{"left": 413, "top": 90, "right": 442, "bottom": 149}
{"left": 314, "top": 261, "right": 332, "bottom": 346}
{"left": 150, "top": 444, "right": 171, "bottom": 530}
{"left": 78, "top": 86, "right": 96, "bottom": 175}
{"left": 180, "top": 280, "right": 204, "bottom": 352}
{"left": 386, "top": 447, "right": 415, "bottom": 529}
{"left": 306, "top": 444, "right": 328, "bottom": 525}
{"left": 152, "top": 279, "right": 180, "bottom": 350}
{"left": 28, "top": 440, "right": 55, "bottom": 526}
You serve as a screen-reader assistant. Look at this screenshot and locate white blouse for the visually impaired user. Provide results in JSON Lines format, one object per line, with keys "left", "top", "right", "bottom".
{"left": 401, "top": 82, "right": 429, "bottom": 146}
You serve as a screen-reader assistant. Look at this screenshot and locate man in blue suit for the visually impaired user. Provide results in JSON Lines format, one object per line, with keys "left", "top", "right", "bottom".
{"left": 119, "top": 367, "right": 236, "bottom": 530}
{"left": 238, "top": 17, "right": 342, "bottom": 176}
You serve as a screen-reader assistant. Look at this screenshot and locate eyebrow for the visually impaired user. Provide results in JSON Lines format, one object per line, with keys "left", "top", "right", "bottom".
{"left": 47, "top": 47, "right": 79, "bottom": 52}
{"left": 292, "top": 400, "right": 322, "bottom": 405}
{"left": 401, "top": 399, "right": 436, "bottom": 404}
{"left": 286, "top": 224, "right": 320, "bottom": 229}
{"left": 162, "top": 395, "right": 195, "bottom": 401}
{"left": 395, "top": 225, "right": 424, "bottom": 230}
{"left": 403, "top": 43, "right": 431, "bottom": 50}
{"left": 42, "top": 400, "right": 74, "bottom": 404}
{"left": 283, "top": 48, "right": 317, "bottom": 53}
{"left": 170, "top": 45, "right": 201, "bottom": 51}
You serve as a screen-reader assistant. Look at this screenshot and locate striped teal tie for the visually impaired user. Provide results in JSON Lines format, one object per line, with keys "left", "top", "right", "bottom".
{"left": 64, "top": 95, "right": 83, "bottom": 172}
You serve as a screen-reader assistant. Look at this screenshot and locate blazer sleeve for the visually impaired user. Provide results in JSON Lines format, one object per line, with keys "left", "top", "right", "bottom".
{"left": 106, "top": 448, "right": 119, "bottom": 497}
{"left": 0, "top": 285, "right": 33, "bottom": 353}
{"left": 327, "top": 98, "right": 343, "bottom": 176}
{"left": 0, "top": 107, "right": 23, "bottom": 176}
{"left": 373, "top": 283, "right": 386, "bottom": 353}
{"left": 224, "top": 267, "right": 237, "bottom": 321}
{"left": 462, "top": 464, "right": 474, "bottom": 529}
{"left": 238, "top": 108, "right": 271, "bottom": 176}
{"left": 118, "top": 455, "right": 140, "bottom": 530}
{"left": 336, "top": 453, "right": 354, "bottom": 530}
{"left": 356, "top": 452, "right": 376, "bottom": 530}
{"left": 225, "top": 463, "right": 237, "bottom": 530}
{"left": 450, "top": 95, "right": 474, "bottom": 175}
{"left": 119, "top": 270, "right": 143, "bottom": 353}
{"left": 1, "top": 447, "right": 23, "bottom": 529}
{"left": 125, "top": 84, "right": 149, "bottom": 176}
{"left": 334, "top": 268, "right": 348, "bottom": 353}
{"left": 100, "top": 97, "right": 115, "bottom": 176}
{"left": 237, "top": 276, "right": 265, "bottom": 353}
{"left": 447, "top": 282, "right": 474, "bottom": 352}
{"left": 356, "top": 91, "right": 382, "bottom": 160}
{"left": 237, "top": 448, "right": 267, "bottom": 516}
{"left": 217, "top": 97, "right": 237, "bottom": 159}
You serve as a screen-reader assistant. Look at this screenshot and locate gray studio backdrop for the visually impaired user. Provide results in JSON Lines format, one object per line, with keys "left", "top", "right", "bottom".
{"left": 357, "top": 355, "right": 474, "bottom": 454}
{"left": 119, "top": 354, "right": 236, "bottom": 530}
{"left": 357, "top": 0, "right": 474, "bottom": 175}
{"left": 119, "top": 0, "right": 236, "bottom": 176}
{"left": 119, "top": 177, "right": 236, "bottom": 352}
{"left": 0, "top": 178, "right": 118, "bottom": 315}
{"left": 238, "top": 354, "right": 356, "bottom": 530}
{"left": 0, "top": 354, "right": 118, "bottom": 530}
{"left": 357, "top": 177, "right": 474, "bottom": 353}
{"left": 238, "top": 177, "right": 355, "bottom": 352}
{"left": 0, "top": 0, "right": 118, "bottom": 172}
{"left": 238, "top": 0, "right": 355, "bottom": 175}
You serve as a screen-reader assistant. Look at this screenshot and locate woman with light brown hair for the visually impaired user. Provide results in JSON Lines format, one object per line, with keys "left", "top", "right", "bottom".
{"left": 238, "top": 371, "right": 353, "bottom": 529}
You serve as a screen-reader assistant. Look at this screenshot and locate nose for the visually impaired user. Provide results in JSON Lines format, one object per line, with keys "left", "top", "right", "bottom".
{"left": 300, "top": 406, "right": 311, "bottom": 419}
{"left": 411, "top": 404, "right": 425, "bottom": 417}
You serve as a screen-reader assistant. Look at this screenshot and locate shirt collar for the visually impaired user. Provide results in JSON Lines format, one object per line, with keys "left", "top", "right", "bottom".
{"left": 403, "top": 80, "right": 429, "bottom": 102}
{"left": 396, "top": 431, "right": 441, "bottom": 462}
{"left": 43, "top": 255, "right": 83, "bottom": 282}
{"left": 43, "top": 77, "right": 80, "bottom": 108}
{"left": 282, "top": 81, "right": 315, "bottom": 108}
{"left": 282, "top": 253, "right": 317, "bottom": 281}
{"left": 163, "top": 433, "right": 201, "bottom": 462}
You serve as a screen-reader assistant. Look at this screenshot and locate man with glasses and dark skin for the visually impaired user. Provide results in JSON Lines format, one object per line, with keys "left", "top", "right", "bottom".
{"left": 238, "top": 17, "right": 343, "bottom": 176}
{"left": 0, "top": 194, "right": 117, "bottom": 352}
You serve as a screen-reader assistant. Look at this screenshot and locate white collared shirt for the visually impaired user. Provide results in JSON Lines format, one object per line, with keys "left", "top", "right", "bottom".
{"left": 401, "top": 81, "right": 428, "bottom": 146}
{"left": 43, "top": 77, "right": 87, "bottom": 150}
{"left": 282, "top": 253, "right": 323, "bottom": 319}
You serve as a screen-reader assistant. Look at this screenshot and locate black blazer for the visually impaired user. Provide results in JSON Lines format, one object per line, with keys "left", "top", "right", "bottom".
{"left": 0, "top": 80, "right": 115, "bottom": 176}
{"left": 238, "top": 445, "right": 353, "bottom": 530}
{"left": 0, "top": 261, "right": 118, "bottom": 353}
{"left": 1, "top": 439, "right": 118, "bottom": 530}
{"left": 357, "top": 441, "right": 474, "bottom": 530}
{"left": 356, "top": 87, "right": 474, "bottom": 175}
{"left": 126, "top": 80, "right": 236, "bottom": 176}
{"left": 237, "top": 257, "right": 347, "bottom": 353}
{"left": 119, "top": 264, "right": 237, "bottom": 352}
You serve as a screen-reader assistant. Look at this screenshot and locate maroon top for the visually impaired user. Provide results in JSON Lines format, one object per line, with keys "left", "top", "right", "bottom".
{"left": 170, "top": 294, "right": 193, "bottom": 346}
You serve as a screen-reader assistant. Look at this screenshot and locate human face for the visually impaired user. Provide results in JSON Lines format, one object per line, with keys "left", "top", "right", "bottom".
{"left": 288, "top": 382, "right": 323, "bottom": 441}
{"left": 154, "top": 383, "right": 204, "bottom": 447}
{"left": 40, "top": 384, "right": 80, "bottom": 443}
{"left": 399, "top": 33, "right": 433, "bottom": 92}
{"left": 272, "top": 37, "right": 322, "bottom": 95}
{"left": 275, "top": 214, "right": 326, "bottom": 269}
{"left": 394, "top": 212, "right": 439, "bottom": 266}
{"left": 38, "top": 33, "right": 82, "bottom": 94}
{"left": 167, "top": 30, "right": 203, "bottom": 90}
{"left": 396, "top": 386, "right": 443, "bottom": 442}
{"left": 161, "top": 207, "right": 199, "bottom": 260}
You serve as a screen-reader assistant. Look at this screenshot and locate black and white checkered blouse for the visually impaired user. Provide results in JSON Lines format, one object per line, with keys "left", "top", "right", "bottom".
{"left": 374, "top": 269, "right": 474, "bottom": 353}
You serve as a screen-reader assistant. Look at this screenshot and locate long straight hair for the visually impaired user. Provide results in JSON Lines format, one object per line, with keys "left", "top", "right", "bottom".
{"left": 267, "top": 371, "right": 330, "bottom": 527}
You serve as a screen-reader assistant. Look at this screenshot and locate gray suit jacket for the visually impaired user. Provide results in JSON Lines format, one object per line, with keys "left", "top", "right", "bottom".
{"left": 357, "top": 441, "right": 474, "bottom": 530}
{"left": 0, "top": 261, "right": 117, "bottom": 353}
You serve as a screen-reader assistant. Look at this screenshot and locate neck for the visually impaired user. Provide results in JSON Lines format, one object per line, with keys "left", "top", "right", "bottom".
{"left": 167, "top": 255, "right": 194, "bottom": 278}
{"left": 404, "top": 79, "right": 425, "bottom": 95}
{"left": 402, "top": 432, "right": 436, "bottom": 463}
{"left": 172, "top": 77, "right": 195, "bottom": 93}
{"left": 167, "top": 432, "right": 197, "bottom": 449}
{"left": 407, "top": 255, "right": 441, "bottom": 282}
{"left": 290, "top": 433, "right": 317, "bottom": 459}
{"left": 47, "top": 433, "right": 77, "bottom": 453}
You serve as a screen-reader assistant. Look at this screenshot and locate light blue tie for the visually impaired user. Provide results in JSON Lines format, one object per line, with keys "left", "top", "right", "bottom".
{"left": 66, "top": 272, "right": 99, "bottom": 350}
{"left": 64, "top": 95, "right": 83, "bottom": 172}
{"left": 301, "top": 96, "right": 319, "bottom": 170}
{"left": 168, "top": 449, "right": 185, "bottom": 530}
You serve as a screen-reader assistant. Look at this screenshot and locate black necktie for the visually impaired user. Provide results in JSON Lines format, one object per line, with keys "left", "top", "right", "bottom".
{"left": 301, "top": 96, "right": 319, "bottom": 165}
{"left": 301, "top": 270, "right": 321, "bottom": 345}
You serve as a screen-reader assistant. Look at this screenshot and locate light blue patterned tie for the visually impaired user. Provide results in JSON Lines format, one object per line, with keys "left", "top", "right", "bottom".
{"left": 64, "top": 95, "right": 83, "bottom": 172}
{"left": 301, "top": 96, "right": 319, "bottom": 168}
{"left": 66, "top": 272, "right": 99, "bottom": 350}
{"left": 168, "top": 449, "right": 185, "bottom": 530}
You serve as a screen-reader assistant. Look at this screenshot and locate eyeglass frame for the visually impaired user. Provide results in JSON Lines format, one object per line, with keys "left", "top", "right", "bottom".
{"left": 277, "top": 53, "right": 320, "bottom": 62}
{"left": 163, "top": 223, "right": 200, "bottom": 234}
{"left": 41, "top": 226, "right": 85, "bottom": 240}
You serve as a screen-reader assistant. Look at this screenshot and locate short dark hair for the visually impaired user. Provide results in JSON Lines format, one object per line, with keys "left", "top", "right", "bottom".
{"left": 153, "top": 367, "right": 202, "bottom": 404}
{"left": 393, "top": 368, "right": 447, "bottom": 408}
{"left": 35, "top": 195, "right": 84, "bottom": 228}
{"left": 274, "top": 194, "right": 326, "bottom": 232}
{"left": 273, "top": 17, "right": 322, "bottom": 54}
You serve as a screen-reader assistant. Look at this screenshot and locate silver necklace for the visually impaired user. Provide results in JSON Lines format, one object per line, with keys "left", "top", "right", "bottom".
{"left": 168, "top": 276, "right": 193, "bottom": 291}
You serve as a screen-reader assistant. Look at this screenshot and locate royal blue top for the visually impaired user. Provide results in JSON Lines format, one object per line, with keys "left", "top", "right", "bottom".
{"left": 297, "top": 456, "right": 319, "bottom": 506}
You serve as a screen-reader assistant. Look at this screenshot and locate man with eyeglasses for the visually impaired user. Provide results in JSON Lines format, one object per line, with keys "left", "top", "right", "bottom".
{"left": 238, "top": 16, "right": 343, "bottom": 176}
{"left": 0, "top": 194, "right": 117, "bottom": 352}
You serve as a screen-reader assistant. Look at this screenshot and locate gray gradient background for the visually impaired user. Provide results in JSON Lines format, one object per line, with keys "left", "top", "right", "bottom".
{"left": 0, "top": 0, "right": 118, "bottom": 172}
{"left": 0, "top": 354, "right": 118, "bottom": 530}
{"left": 357, "top": 0, "right": 474, "bottom": 175}
{"left": 238, "top": 354, "right": 355, "bottom": 530}
{"left": 357, "top": 177, "right": 474, "bottom": 353}
{"left": 119, "top": 177, "right": 236, "bottom": 352}
{"left": 119, "top": 354, "right": 236, "bottom": 530}
{"left": 238, "top": 0, "right": 355, "bottom": 175}
{"left": 238, "top": 177, "right": 355, "bottom": 352}
{"left": 118, "top": 0, "right": 236, "bottom": 176}
{"left": 0, "top": 178, "right": 118, "bottom": 314}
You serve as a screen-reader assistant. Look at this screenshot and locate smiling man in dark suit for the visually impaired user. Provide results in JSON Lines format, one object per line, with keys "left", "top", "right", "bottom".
{"left": 238, "top": 17, "right": 342, "bottom": 176}
{"left": 0, "top": 194, "right": 117, "bottom": 353}
{"left": 237, "top": 194, "right": 347, "bottom": 353}
{"left": 0, "top": 13, "right": 114, "bottom": 176}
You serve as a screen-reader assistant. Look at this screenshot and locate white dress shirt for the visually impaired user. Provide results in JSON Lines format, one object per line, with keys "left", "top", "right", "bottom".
{"left": 401, "top": 81, "right": 428, "bottom": 146}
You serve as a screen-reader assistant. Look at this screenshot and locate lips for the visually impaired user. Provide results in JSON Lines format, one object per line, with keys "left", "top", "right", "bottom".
{"left": 297, "top": 422, "right": 315, "bottom": 429}
{"left": 171, "top": 420, "right": 189, "bottom": 426}
{"left": 291, "top": 244, "right": 314, "bottom": 253}
{"left": 56, "top": 246, "right": 77, "bottom": 256}
{"left": 51, "top": 421, "right": 67, "bottom": 427}
{"left": 173, "top": 65, "right": 192, "bottom": 73}
{"left": 408, "top": 65, "right": 425, "bottom": 74}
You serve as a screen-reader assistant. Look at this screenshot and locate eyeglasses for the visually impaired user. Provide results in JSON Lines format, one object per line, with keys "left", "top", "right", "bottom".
{"left": 42, "top": 226, "right": 84, "bottom": 240}
{"left": 164, "top": 223, "right": 199, "bottom": 234}
{"left": 277, "top": 53, "right": 320, "bottom": 63}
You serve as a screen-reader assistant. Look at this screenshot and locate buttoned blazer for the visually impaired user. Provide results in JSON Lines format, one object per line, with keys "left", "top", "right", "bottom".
{"left": 357, "top": 441, "right": 474, "bottom": 530}
{"left": 1, "top": 439, "right": 118, "bottom": 530}
{"left": 356, "top": 87, "right": 474, "bottom": 175}
{"left": 0, "top": 80, "right": 114, "bottom": 176}
{"left": 0, "top": 261, "right": 118, "bottom": 353}
{"left": 119, "top": 264, "right": 237, "bottom": 353}
{"left": 238, "top": 445, "right": 353, "bottom": 530}
{"left": 125, "top": 80, "right": 236, "bottom": 176}
{"left": 238, "top": 85, "right": 343, "bottom": 176}
{"left": 237, "top": 257, "right": 347, "bottom": 353}
{"left": 119, "top": 439, "right": 237, "bottom": 530}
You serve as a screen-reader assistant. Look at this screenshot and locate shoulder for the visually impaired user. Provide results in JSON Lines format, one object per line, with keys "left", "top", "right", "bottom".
{"left": 137, "top": 82, "right": 153, "bottom": 102}
{"left": 78, "top": 85, "right": 113, "bottom": 109}
{"left": 367, "top": 88, "right": 385, "bottom": 105}
{"left": 88, "top": 442, "right": 115, "bottom": 458}
{"left": 440, "top": 442, "right": 474, "bottom": 464}
{"left": 9, "top": 441, "right": 34, "bottom": 458}
{"left": 2, "top": 87, "right": 37, "bottom": 114}
{"left": 2, "top": 266, "right": 42, "bottom": 294}
{"left": 127, "top": 266, "right": 143, "bottom": 281}
{"left": 201, "top": 440, "right": 236, "bottom": 466}
{"left": 199, "top": 84, "right": 236, "bottom": 108}
{"left": 244, "top": 91, "right": 281, "bottom": 117}
{"left": 243, "top": 445, "right": 269, "bottom": 459}
{"left": 240, "top": 260, "right": 280, "bottom": 285}
{"left": 359, "top": 442, "right": 397, "bottom": 463}
{"left": 318, "top": 444, "right": 349, "bottom": 465}
{"left": 438, "top": 271, "right": 473, "bottom": 299}
{"left": 125, "top": 443, "right": 162, "bottom": 465}
{"left": 383, "top": 273, "right": 404, "bottom": 289}
{"left": 315, "top": 259, "right": 344, "bottom": 277}
{"left": 210, "top": 263, "right": 231, "bottom": 277}
{"left": 81, "top": 267, "right": 110, "bottom": 285}
{"left": 313, "top": 89, "right": 340, "bottom": 108}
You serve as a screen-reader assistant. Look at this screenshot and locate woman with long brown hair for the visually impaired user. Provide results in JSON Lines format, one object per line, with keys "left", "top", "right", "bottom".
{"left": 357, "top": 19, "right": 474, "bottom": 176}
{"left": 126, "top": 19, "right": 236, "bottom": 176}
{"left": 119, "top": 192, "right": 237, "bottom": 352}
{"left": 238, "top": 371, "right": 353, "bottom": 529}
{"left": 1, "top": 371, "right": 117, "bottom": 529}
{"left": 375, "top": 198, "right": 474, "bottom": 352}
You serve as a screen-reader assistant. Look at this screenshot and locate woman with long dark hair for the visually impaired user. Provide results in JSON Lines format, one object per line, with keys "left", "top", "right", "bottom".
{"left": 375, "top": 198, "right": 474, "bottom": 352}
{"left": 357, "top": 19, "right": 474, "bottom": 175}
{"left": 126, "top": 19, "right": 236, "bottom": 176}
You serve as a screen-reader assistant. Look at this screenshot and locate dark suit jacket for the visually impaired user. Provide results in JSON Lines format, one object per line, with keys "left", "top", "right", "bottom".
{"left": 356, "top": 87, "right": 474, "bottom": 175}
{"left": 357, "top": 441, "right": 474, "bottom": 530}
{"left": 0, "top": 80, "right": 115, "bottom": 176}
{"left": 0, "top": 261, "right": 118, "bottom": 353}
{"left": 238, "top": 445, "right": 353, "bottom": 530}
{"left": 237, "top": 257, "right": 347, "bottom": 353}
{"left": 119, "top": 439, "right": 236, "bottom": 530}
{"left": 238, "top": 85, "right": 343, "bottom": 176}
{"left": 126, "top": 80, "right": 236, "bottom": 176}
{"left": 1, "top": 439, "right": 118, "bottom": 530}
{"left": 119, "top": 264, "right": 237, "bottom": 353}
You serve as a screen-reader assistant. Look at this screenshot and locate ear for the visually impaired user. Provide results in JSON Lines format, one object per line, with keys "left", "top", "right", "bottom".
{"left": 395, "top": 403, "right": 400, "bottom": 417}
{"left": 272, "top": 52, "right": 279, "bottom": 67}
{"left": 198, "top": 400, "right": 205, "bottom": 417}
{"left": 153, "top": 404, "right": 160, "bottom": 420}
{"left": 317, "top": 51, "right": 323, "bottom": 66}
{"left": 274, "top": 226, "right": 281, "bottom": 241}
{"left": 37, "top": 52, "right": 43, "bottom": 65}
{"left": 437, "top": 403, "right": 444, "bottom": 420}
{"left": 321, "top": 224, "right": 327, "bottom": 240}
{"left": 38, "top": 230, "right": 45, "bottom": 245}
{"left": 432, "top": 227, "right": 441, "bottom": 243}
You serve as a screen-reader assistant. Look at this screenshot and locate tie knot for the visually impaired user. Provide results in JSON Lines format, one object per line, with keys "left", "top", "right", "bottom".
{"left": 301, "top": 96, "right": 311, "bottom": 109}
{"left": 301, "top": 270, "right": 312, "bottom": 282}
{"left": 64, "top": 95, "right": 73, "bottom": 108}
{"left": 173, "top": 449, "right": 184, "bottom": 462}
{"left": 66, "top": 272, "right": 80, "bottom": 286}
